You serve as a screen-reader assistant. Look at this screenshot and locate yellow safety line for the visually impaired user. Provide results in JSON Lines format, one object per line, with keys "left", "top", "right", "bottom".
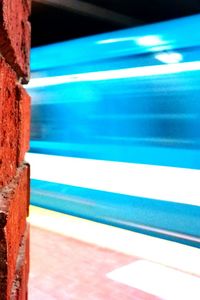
{"left": 29, "top": 205, "right": 200, "bottom": 276}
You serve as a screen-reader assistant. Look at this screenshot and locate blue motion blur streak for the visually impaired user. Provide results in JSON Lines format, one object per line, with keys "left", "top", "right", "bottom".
{"left": 30, "top": 14, "right": 200, "bottom": 71}
{"left": 30, "top": 178, "right": 200, "bottom": 248}
{"left": 26, "top": 14, "right": 200, "bottom": 247}
{"left": 28, "top": 14, "right": 200, "bottom": 169}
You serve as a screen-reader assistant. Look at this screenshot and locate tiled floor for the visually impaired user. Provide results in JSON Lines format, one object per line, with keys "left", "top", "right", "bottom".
{"left": 29, "top": 225, "right": 160, "bottom": 300}
{"left": 28, "top": 207, "right": 200, "bottom": 300}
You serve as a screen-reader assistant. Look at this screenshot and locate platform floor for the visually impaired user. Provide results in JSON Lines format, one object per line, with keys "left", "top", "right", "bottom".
{"left": 29, "top": 225, "right": 160, "bottom": 300}
{"left": 28, "top": 206, "right": 200, "bottom": 300}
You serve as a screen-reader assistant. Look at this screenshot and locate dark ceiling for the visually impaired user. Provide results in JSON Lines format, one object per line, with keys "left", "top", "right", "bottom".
{"left": 31, "top": 0, "right": 200, "bottom": 47}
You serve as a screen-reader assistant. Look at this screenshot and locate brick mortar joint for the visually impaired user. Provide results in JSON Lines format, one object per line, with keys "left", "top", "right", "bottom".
{"left": 0, "top": 162, "right": 29, "bottom": 228}
{"left": 10, "top": 224, "right": 29, "bottom": 299}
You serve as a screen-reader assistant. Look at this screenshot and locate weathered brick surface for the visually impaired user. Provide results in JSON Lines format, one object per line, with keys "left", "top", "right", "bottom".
{"left": 10, "top": 225, "right": 29, "bottom": 300}
{"left": 16, "top": 84, "right": 30, "bottom": 164}
{"left": 0, "top": 164, "right": 30, "bottom": 299}
{"left": 0, "top": 0, "right": 31, "bottom": 298}
{"left": 0, "top": 0, "right": 31, "bottom": 83}
{"left": 0, "top": 58, "right": 19, "bottom": 188}
{"left": 0, "top": 58, "right": 30, "bottom": 189}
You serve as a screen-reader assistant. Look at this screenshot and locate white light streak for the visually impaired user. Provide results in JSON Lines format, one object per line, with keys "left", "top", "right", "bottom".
{"left": 97, "top": 35, "right": 163, "bottom": 46}
{"left": 155, "top": 52, "right": 183, "bottom": 64}
{"left": 97, "top": 37, "right": 135, "bottom": 44}
{"left": 27, "top": 61, "right": 200, "bottom": 88}
{"left": 26, "top": 153, "right": 200, "bottom": 206}
{"left": 136, "top": 35, "right": 163, "bottom": 46}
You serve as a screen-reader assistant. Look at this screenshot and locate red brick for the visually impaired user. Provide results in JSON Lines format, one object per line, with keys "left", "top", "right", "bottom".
{"left": 0, "top": 0, "right": 31, "bottom": 83}
{"left": 16, "top": 84, "right": 31, "bottom": 164}
{"left": 0, "top": 58, "right": 19, "bottom": 188}
{"left": 10, "top": 225, "right": 29, "bottom": 300}
{"left": 0, "top": 58, "right": 31, "bottom": 188}
{"left": 0, "top": 164, "right": 30, "bottom": 300}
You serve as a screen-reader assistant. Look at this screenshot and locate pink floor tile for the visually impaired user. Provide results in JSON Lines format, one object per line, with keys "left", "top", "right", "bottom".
{"left": 29, "top": 225, "right": 161, "bottom": 300}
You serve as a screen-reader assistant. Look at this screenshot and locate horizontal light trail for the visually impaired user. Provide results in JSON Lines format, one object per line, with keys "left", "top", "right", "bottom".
{"left": 105, "top": 217, "right": 200, "bottom": 244}
{"left": 26, "top": 153, "right": 200, "bottom": 206}
{"left": 27, "top": 61, "right": 200, "bottom": 88}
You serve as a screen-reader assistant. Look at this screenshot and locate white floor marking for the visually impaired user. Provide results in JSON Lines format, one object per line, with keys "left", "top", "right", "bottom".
{"left": 26, "top": 152, "right": 200, "bottom": 206}
{"left": 107, "top": 260, "right": 200, "bottom": 300}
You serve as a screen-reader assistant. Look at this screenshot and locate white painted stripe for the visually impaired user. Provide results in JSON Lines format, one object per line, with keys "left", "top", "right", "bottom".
{"left": 27, "top": 61, "right": 200, "bottom": 88}
{"left": 26, "top": 152, "right": 200, "bottom": 206}
{"left": 29, "top": 206, "right": 200, "bottom": 276}
{"left": 107, "top": 260, "right": 200, "bottom": 300}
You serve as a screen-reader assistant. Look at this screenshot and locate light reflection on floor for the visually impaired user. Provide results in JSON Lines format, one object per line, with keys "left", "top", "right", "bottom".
{"left": 28, "top": 206, "right": 200, "bottom": 300}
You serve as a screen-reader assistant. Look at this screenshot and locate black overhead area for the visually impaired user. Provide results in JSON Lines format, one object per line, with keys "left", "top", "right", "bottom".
{"left": 31, "top": 0, "right": 200, "bottom": 47}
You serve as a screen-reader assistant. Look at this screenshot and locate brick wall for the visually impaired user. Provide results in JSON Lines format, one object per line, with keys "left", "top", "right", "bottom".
{"left": 0, "top": 0, "right": 31, "bottom": 299}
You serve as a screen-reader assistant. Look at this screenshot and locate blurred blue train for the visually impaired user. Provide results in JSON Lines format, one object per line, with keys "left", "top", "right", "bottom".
{"left": 26, "top": 14, "right": 200, "bottom": 247}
